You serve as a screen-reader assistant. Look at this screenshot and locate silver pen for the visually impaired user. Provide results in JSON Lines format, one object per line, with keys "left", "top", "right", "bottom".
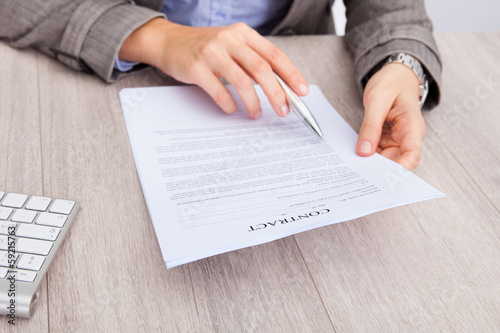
{"left": 274, "top": 73, "right": 324, "bottom": 140}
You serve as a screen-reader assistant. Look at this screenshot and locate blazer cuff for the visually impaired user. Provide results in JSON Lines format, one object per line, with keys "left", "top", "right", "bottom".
{"left": 353, "top": 30, "right": 442, "bottom": 109}
{"left": 62, "top": 2, "right": 164, "bottom": 82}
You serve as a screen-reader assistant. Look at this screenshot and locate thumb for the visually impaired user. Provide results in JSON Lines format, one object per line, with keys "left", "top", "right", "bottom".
{"left": 356, "top": 97, "right": 390, "bottom": 157}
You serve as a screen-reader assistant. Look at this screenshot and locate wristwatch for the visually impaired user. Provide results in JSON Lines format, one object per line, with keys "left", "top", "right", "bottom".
{"left": 385, "top": 53, "right": 429, "bottom": 108}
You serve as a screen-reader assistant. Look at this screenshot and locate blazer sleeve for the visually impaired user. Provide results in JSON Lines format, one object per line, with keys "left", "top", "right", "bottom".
{"left": 0, "top": 0, "right": 164, "bottom": 82}
{"left": 343, "top": 0, "right": 442, "bottom": 108}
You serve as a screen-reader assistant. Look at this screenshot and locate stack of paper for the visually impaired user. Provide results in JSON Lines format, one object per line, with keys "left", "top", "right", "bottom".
{"left": 119, "top": 85, "right": 443, "bottom": 268}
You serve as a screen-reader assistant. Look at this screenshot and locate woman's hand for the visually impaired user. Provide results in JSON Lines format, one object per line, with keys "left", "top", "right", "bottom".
{"left": 356, "top": 63, "right": 425, "bottom": 170}
{"left": 119, "top": 18, "right": 309, "bottom": 119}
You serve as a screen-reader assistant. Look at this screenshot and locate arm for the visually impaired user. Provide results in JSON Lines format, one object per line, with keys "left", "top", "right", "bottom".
{"left": 0, "top": 0, "right": 164, "bottom": 82}
{"left": 343, "top": 0, "right": 442, "bottom": 169}
{"left": 0, "top": 0, "right": 309, "bottom": 119}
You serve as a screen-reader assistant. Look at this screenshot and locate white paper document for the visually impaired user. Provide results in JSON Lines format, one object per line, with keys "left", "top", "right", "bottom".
{"left": 119, "top": 85, "right": 443, "bottom": 268}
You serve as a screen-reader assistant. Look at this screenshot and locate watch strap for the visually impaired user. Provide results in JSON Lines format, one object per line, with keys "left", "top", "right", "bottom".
{"left": 385, "top": 53, "right": 429, "bottom": 108}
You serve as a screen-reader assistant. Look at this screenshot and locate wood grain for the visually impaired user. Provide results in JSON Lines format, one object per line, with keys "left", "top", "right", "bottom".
{"left": 281, "top": 33, "right": 500, "bottom": 332}
{"left": 1, "top": 32, "right": 499, "bottom": 332}
{"left": 33, "top": 52, "right": 333, "bottom": 332}
{"left": 294, "top": 127, "right": 500, "bottom": 331}
{"left": 426, "top": 32, "right": 500, "bottom": 211}
{"left": 0, "top": 44, "right": 49, "bottom": 331}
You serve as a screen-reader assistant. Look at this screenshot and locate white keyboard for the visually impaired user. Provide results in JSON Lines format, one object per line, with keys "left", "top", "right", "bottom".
{"left": 0, "top": 191, "right": 79, "bottom": 319}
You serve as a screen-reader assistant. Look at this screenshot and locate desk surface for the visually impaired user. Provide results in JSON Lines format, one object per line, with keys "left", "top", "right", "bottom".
{"left": 1, "top": 32, "right": 499, "bottom": 332}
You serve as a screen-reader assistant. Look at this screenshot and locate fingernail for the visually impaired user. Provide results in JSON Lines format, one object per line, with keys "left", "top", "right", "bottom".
{"left": 253, "top": 110, "right": 262, "bottom": 119}
{"left": 359, "top": 141, "right": 372, "bottom": 154}
{"left": 280, "top": 104, "right": 289, "bottom": 116}
{"left": 299, "top": 83, "right": 309, "bottom": 95}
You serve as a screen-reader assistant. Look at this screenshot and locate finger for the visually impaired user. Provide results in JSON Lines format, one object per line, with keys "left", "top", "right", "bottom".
{"left": 357, "top": 93, "right": 393, "bottom": 157}
{"left": 378, "top": 133, "right": 398, "bottom": 149}
{"left": 379, "top": 124, "right": 397, "bottom": 148}
{"left": 223, "top": 65, "right": 261, "bottom": 119}
{"left": 242, "top": 27, "right": 309, "bottom": 96}
{"left": 222, "top": 62, "right": 262, "bottom": 119}
{"left": 378, "top": 125, "right": 422, "bottom": 169}
{"left": 394, "top": 101, "right": 425, "bottom": 170}
{"left": 396, "top": 128, "right": 424, "bottom": 170}
{"left": 194, "top": 66, "right": 238, "bottom": 114}
{"left": 233, "top": 46, "right": 289, "bottom": 117}
{"left": 208, "top": 51, "right": 262, "bottom": 119}
{"left": 380, "top": 146, "right": 401, "bottom": 161}
{"left": 397, "top": 152, "right": 420, "bottom": 171}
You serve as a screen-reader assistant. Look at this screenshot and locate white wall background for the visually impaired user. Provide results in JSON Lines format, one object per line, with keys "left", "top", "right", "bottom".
{"left": 333, "top": 0, "right": 500, "bottom": 36}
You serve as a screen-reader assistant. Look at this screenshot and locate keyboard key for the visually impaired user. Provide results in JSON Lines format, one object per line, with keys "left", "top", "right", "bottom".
{"left": 36, "top": 212, "right": 67, "bottom": 228}
{"left": 0, "top": 236, "right": 8, "bottom": 250}
{"left": 0, "top": 267, "right": 7, "bottom": 278}
{"left": 0, "top": 250, "right": 18, "bottom": 267}
{"left": 11, "top": 209, "right": 37, "bottom": 223}
{"left": 16, "top": 238, "right": 53, "bottom": 255}
{"left": 2, "top": 193, "right": 28, "bottom": 208}
{"left": 0, "top": 221, "right": 17, "bottom": 235}
{"left": 0, "top": 207, "right": 13, "bottom": 220}
{"left": 0, "top": 192, "right": 4, "bottom": 201}
{"left": 26, "top": 196, "right": 52, "bottom": 211}
{"left": 49, "top": 199, "right": 75, "bottom": 215}
{"left": 17, "top": 224, "right": 60, "bottom": 241}
{"left": 0, "top": 252, "right": 8, "bottom": 267}
{"left": 17, "top": 254, "right": 45, "bottom": 271}
{"left": 16, "top": 269, "right": 37, "bottom": 282}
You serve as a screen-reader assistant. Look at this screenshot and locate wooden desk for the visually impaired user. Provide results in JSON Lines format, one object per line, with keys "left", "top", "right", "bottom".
{"left": 1, "top": 32, "right": 499, "bottom": 332}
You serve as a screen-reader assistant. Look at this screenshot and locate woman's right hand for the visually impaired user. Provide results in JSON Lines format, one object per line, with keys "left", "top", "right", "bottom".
{"left": 119, "top": 18, "right": 309, "bottom": 119}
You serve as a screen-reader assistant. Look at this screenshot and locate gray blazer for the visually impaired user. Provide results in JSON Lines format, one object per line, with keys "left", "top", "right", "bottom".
{"left": 0, "top": 0, "right": 441, "bottom": 106}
